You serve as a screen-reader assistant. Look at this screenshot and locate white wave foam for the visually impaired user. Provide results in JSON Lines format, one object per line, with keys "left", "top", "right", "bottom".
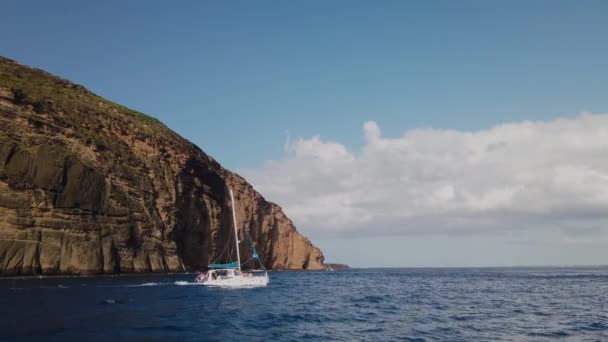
{"left": 125, "top": 282, "right": 167, "bottom": 287}
{"left": 174, "top": 281, "right": 202, "bottom": 286}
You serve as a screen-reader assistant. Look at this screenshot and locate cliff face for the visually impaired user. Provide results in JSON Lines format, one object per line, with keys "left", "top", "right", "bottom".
{"left": 0, "top": 57, "right": 325, "bottom": 275}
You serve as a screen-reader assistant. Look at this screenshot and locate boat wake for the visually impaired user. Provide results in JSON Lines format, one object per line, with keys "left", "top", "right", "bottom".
{"left": 174, "top": 281, "right": 203, "bottom": 286}
{"left": 124, "top": 282, "right": 168, "bottom": 287}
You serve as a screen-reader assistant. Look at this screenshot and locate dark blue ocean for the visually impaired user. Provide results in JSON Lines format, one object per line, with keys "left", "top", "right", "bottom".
{"left": 1, "top": 268, "right": 608, "bottom": 341}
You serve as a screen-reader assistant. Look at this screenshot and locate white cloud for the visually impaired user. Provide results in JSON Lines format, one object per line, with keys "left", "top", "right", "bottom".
{"left": 241, "top": 113, "right": 608, "bottom": 240}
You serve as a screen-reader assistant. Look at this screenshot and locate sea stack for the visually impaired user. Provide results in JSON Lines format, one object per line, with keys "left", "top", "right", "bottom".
{"left": 0, "top": 56, "right": 325, "bottom": 275}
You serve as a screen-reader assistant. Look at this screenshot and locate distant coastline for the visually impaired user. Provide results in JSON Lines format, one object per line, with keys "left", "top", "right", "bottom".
{"left": 326, "top": 263, "right": 350, "bottom": 270}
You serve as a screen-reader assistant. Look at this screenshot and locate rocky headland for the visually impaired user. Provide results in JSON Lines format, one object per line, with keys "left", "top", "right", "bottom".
{"left": 0, "top": 56, "right": 325, "bottom": 276}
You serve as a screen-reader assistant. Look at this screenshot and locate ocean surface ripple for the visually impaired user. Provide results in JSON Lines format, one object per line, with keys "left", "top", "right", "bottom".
{"left": 1, "top": 267, "right": 607, "bottom": 341}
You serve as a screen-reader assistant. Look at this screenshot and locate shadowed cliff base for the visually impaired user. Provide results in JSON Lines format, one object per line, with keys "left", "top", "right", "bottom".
{"left": 0, "top": 56, "right": 325, "bottom": 276}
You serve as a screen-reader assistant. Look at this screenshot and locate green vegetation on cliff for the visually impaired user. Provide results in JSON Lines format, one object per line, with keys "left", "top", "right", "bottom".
{"left": 0, "top": 56, "right": 159, "bottom": 125}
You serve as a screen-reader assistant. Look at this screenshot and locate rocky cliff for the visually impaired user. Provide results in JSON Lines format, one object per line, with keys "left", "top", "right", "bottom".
{"left": 0, "top": 56, "right": 325, "bottom": 275}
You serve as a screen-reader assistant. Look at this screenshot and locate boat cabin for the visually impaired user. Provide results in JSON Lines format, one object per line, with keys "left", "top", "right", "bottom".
{"left": 207, "top": 268, "right": 241, "bottom": 280}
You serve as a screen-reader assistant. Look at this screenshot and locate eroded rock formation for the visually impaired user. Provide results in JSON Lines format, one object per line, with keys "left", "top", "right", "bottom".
{"left": 0, "top": 56, "right": 325, "bottom": 275}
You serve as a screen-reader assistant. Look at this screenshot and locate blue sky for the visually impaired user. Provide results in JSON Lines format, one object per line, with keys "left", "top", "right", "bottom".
{"left": 3, "top": 1, "right": 608, "bottom": 266}
{"left": 3, "top": 1, "right": 607, "bottom": 169}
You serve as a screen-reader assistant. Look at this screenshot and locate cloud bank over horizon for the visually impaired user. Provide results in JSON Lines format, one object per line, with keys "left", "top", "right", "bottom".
{"left": 241, "top": 113, "right": 608, "bottom": 249}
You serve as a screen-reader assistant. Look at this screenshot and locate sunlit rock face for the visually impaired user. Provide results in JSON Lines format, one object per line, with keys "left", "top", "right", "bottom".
{"left": 0, "top": 56, "right": 325, "bottom": 275}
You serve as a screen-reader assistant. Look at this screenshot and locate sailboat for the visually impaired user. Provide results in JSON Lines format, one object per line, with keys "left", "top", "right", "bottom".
{"left": 194, "top": 188, "right": 269, "bottom": 287}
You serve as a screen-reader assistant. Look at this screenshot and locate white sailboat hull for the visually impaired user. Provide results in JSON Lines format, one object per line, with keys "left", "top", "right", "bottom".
{"left": 195, "top": 270, "right": 269, "bottom": 287}
{"left": 201, "top": 275, "right": 269, "bottom": 287}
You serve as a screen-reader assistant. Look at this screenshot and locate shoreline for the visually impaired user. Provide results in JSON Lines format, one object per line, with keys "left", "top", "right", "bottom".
{"left": 0, "top": 268, "right": 332, "bottom": 280}
{"left": 3, "top": 265, "right": 608, "bottom": 280}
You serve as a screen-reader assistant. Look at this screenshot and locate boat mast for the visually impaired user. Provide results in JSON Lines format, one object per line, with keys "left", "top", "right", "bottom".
{"left": 229, "top": 188, "right": 241, "bottom": 271}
